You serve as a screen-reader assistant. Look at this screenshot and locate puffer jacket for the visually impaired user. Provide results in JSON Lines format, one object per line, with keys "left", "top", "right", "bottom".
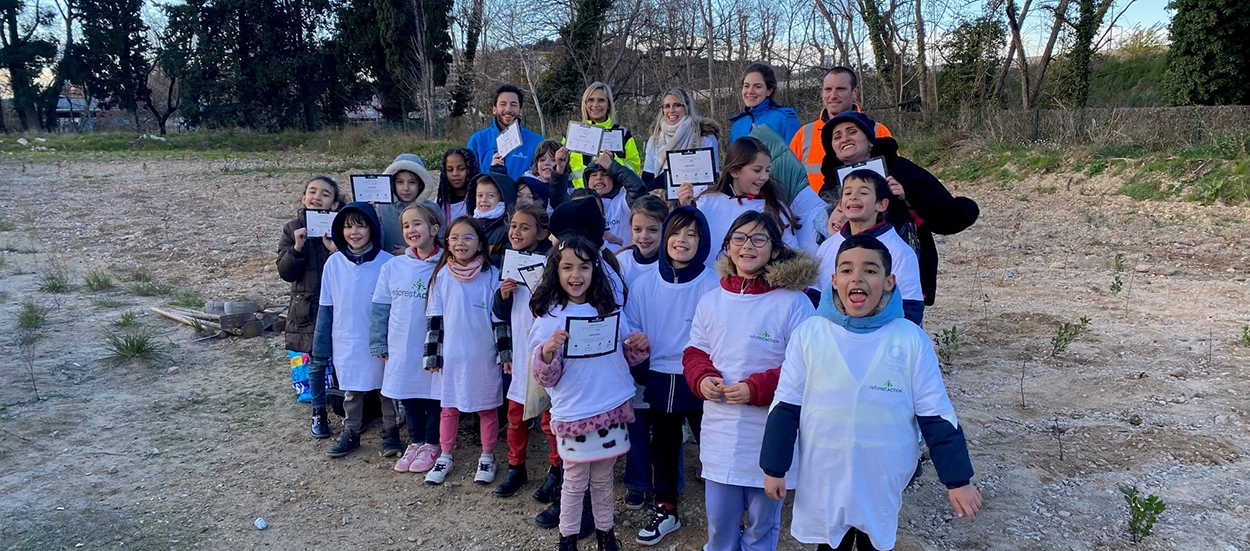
{"left": 276, "top": 209, "right": 333, "bottom": 352}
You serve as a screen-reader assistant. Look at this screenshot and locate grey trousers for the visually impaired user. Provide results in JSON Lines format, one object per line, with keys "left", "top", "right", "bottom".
{"left": 342, "top": 390, "right": 399, "bottom": 434}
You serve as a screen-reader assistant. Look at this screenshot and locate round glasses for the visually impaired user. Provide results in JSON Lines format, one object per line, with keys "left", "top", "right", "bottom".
{"left": 729, "top": 232, "right": 770, "bottom": 248}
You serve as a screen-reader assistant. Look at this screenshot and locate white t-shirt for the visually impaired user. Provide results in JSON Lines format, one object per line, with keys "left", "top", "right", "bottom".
{"left": 695, "top": 193, "right": 800, "bottom": 270}
{"left": 615, "top": 250, "right": 658, "bottom": 288}
{"left": 622, "top": 267, "right": 719, "bottom": 375}
{"left": 688, "top": 286, "right": 813, "bottom": 488}
{"left": 319, "top": 250, "right": 392, "bottom": 391}
{"left": 528, "top": 303, "right": 635, "bottom": 423}
{"left": 505, "top": 281, "right": 535, "bottom": 404}
{"left": 372, "top": 253, "right": 440, "bottom": 400}
{"left": 443, "top": 200, "right": 467, "bottom": 223}
{"left": 816, "top": 225, "right": 923, "bottom": 304}
{"left": 602, "top": 191, "right": 632, "bottom": 254}
{"left": 773, "top": 317, "right": 956, "bottom": 549}
{"left": 426, "top": 263, "right": 504, "bottom": 412}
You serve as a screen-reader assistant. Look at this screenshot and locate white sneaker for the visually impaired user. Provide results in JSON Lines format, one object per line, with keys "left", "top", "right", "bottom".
{"left": 424, "top": 456, "right": 453, "bottom": 485}
{"left": 474, "top": 455, "right": 497, "bottom": 485}
{"left": 636, "top": 505, "right": 681, "bottom": 547}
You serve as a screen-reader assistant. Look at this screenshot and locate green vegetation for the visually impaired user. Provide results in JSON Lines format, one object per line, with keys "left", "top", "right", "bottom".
{"left": 128, "top": 280, "right": 174, "bottom": 297}
{"left": 1121, "top": 486, "right": 1167, "bottom": 543}
{"left": 84, "top": 270, "right": 114, "bottom": 292}
{"left": 0, "top": 217, "right": 15, "bottom": 232}
{"left": 168, "top": 289, "right": 204, "bottom": 308}
{"left": 38, "top": 267, "right": 73, "bottom": 293}
{"left": 104, "top": 330, "right": 165, "bottom": 364}
{"left": 1051, "top": 316, "right": 1091, "bottom": 357}
{"left": 16, "top": 300, "right": 48, "bottom": 329}
{"left": 933, "top": 325, "right": 962, "bottom": 369}
{"left": 113, "top": 311, "right": 142, "bottom": 329}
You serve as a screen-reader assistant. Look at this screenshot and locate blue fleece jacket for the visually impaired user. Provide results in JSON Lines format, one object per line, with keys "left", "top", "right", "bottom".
{"left": 466, "top": 118, "right": 543, "bottom": 181}
{"left": 728, "top": 97, "right": 801, "bottom": 143}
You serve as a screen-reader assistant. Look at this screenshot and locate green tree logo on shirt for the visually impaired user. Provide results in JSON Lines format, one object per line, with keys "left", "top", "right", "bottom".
{"left": 749, "top": 330, "right": 780, "bottom": 344}
{"left": 869, "top": 379, "right": 904, "bottom": 394}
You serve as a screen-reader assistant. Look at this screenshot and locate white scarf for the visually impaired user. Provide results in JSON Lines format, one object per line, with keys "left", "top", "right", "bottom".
{"left": 657, "top": 116, "right": 699, "bottom": 169}
{"left": 473, "top": 202, "right": 506, "bottom": 220}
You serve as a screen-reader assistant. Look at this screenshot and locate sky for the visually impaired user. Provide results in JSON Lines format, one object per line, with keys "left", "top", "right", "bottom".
{"left": 1119, "top": 0, "right": 1172, "bottom": 29}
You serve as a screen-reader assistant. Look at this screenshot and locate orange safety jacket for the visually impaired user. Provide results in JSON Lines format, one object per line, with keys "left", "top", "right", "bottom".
{"left": 790, "top": 106, "right": 893, "bottom": 194}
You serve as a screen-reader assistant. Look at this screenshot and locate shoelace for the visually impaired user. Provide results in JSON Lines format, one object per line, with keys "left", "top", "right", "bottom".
{"left": 432, "top": 462, "right": 447, "bottom": 472}
{"left": 478, "top": 462, "right": 493, "bottom": 471}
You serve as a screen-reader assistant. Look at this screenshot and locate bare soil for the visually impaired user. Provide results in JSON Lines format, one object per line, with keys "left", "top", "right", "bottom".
{"left": 0, "top": 155, "right": 1247, "bottom": 551}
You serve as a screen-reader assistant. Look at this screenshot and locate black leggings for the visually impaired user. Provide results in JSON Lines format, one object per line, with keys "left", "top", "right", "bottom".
{"left": 648, "top": 409, "right": 701, "bottom": 506}
{"left": 400, "top": 398, "right": 441, "bottom": 445}
{"left": 818, "top": 528, "right": 884, "bottom": 551}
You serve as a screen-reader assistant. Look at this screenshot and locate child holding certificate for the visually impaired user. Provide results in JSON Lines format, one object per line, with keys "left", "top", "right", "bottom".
{"left": 622, "top": 206, "right": 719, "bottom": 546}
{"left": 529, "top": 236, "right": 650, "bottom": 551}
{"left": 680, "top": 137, "right": 808, "bottom": 268}
{"left": 422, "top": 217, "right": 510, "bottom": 486}
{"left": 581, "top": 151, "right": 647, "bottom": 254}
{"left": 276, "top": 176, "right": 342, "bottom": 438}
{"left": 490, "top": 204, "right": 559, "bottom": 499}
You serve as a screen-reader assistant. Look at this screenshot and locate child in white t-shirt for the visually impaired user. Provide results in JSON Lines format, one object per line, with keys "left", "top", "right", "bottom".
{"left": 761, "top": 235, "right": 982, "bottom": 551}
{"left": 684, "top": 211, "right": 816, "bottom": 551}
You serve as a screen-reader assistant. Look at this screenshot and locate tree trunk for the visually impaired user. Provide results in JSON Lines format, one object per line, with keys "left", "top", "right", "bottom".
{"left": 1028, "top": 0, "right": 1070, "bottom": 107}
{"left": 1004, "top": 0, "right": 1033, "bottom": 109}
{"left": 915, "top": 0, "right": 929, "bottom": 112}
{"left": 861, "top": 0, "right": 893, "bottom": 103}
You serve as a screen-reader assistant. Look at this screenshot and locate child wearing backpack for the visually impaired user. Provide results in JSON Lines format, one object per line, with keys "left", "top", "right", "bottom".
{"left": 760, "top": 235, "right": 982, "bottom": 551}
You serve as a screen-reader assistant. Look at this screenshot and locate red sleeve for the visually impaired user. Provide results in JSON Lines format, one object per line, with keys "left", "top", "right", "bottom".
{"left": 742, "top": 366, "right": 782, "bottom": 407}
{"left": 682, "top": 346, "right": 721, "bottom": 401}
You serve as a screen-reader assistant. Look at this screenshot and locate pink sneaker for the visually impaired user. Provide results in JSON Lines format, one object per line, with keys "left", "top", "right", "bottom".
{"left": 394, "top": 444, "right": 421, "bottom": 472}
{"left": 409, "top": 443, "right": 440, "bottom": 473}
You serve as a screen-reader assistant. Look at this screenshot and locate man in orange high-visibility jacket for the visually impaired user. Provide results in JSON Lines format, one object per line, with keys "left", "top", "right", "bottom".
{"left": 790, "top": 67, "right": 893, "bottom": 195}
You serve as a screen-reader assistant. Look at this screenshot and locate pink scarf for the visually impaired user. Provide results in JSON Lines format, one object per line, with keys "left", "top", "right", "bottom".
{"left": 447, "top": 256, "right": 484, "bottom": 283}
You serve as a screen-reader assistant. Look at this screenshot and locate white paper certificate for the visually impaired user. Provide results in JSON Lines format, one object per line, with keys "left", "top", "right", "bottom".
{"left": 566, "top": 122, "right": 604, "bottom": 155}
{"left": 665, "top": 148, "right": 716, "bottom": 200}
{"left": 601, "top": 129, "right": 625, "bottom": 152}
{"left": 500, "top": 249, "right": 547, "bottom": 284}
{"left": 496, "top": 122, "right": 523, "bottom": 158}
{"left": 563, "top": 313, "right": 620, "bottom": 359}
{"left": 517, "top": 263, "right": 545, "bottom": 289}
{"left": 350, "top": 174, "right": 394, "bottom": 203}
{"left": 835, "top": 157, "right": 888, "bottom": 189}
{"left": 305, "top": 210, "right": 337, "bottom": 238}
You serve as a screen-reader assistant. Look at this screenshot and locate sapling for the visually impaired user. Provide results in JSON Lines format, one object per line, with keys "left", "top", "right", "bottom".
{"left": 17, "top": 330, "right": 40, "bottom": 401}
{"left": 1051, "top": 416, "right": 1066, "bottom": 461}
{"left": 1110, "top": 253, "right": 1124, "bottom": 295}
{"left": 1120, "top": 486, "right": 1166, "bottom": 543}
{"left": 933, "top": 325, "right": 961, "bottom": 370}
{"left": 1051, "top": 316, "right": 1091, "bottom": 357}
{"left": 1019, "top": 360, "right": 1027, "bottom": 408}
{"left": 1242, "top": 325, "right": 1250, "bottom": 347}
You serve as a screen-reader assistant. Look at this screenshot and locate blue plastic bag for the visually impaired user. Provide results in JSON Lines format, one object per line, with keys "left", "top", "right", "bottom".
{"left": 289, "top": 351, "right": 334, "bottom": 402}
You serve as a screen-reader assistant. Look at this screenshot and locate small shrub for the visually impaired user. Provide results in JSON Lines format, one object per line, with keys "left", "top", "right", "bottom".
{"left": 113, "top": 311, "right": 142, "bottom": 329}
{"left": 1034, "top": 185, "right": 1057, "bottom": 195}
{"left": 1051, "top": 316, "right": 1091, "bottom": 357}
{"left": 38, "top": 268, "right": 72, "bottom": 293}
{"left": 1084, "top": 158, "right": 1108, "bottom": 177}
{"left": 933, "top": 325, "right": 961, "bottom": 368}
{"left": 16, "top": 300, "right": 48, "bottom": 329}
{"left": 169, "top": 289, "right": 204, "bottom": 308}
{"left": 1110, "top": 253, "right": 1125, "bottom": 295}
{"left": 1120, "top": 486, "right": 1166, "bottom": 543}
{"left": 84, "top": 270, "right": 114, "bottom": 292}
{"left": 129, "top": 268, "right": 153, "bottom": 283}
{"left": 1241, "top": 325, "right": 1250, "bottom": 347}
{"left": 0, "top": 217, "right": 15, "bottom": 231}
{"left": 104, "top": 330, "right": 165, "bottom": 364}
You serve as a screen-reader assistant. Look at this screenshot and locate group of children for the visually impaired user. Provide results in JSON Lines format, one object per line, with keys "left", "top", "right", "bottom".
{"left": 275, "top": 69, "right": 982, "bottom": 551}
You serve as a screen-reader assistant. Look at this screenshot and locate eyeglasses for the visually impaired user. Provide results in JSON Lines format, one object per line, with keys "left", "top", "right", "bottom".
{"left": 729, "top": 232, "right": 770, "bottom": 248}
{"left": 447, "top": 235, "right": 477, "bottom": 244}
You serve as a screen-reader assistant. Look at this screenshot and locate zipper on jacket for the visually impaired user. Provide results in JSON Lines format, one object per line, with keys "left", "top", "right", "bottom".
{"left": 739, "top": 278, "right": 748, "bottom": 295}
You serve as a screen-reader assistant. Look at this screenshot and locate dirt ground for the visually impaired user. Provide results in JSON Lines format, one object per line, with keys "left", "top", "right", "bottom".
{"left": 0, "top": 153, "right": 1247, "bottom": 551}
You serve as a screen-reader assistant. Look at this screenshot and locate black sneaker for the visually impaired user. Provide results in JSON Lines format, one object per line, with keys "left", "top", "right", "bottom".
{"left": 533, "top": 465, "right": 562, "bottom": 503}
{"left": 379, "top": 430, "right": 403, "bottom": 458}
{"left": 558, "top": 534, "right": 579, "bottom": 551}
{"left": 635, "top": 503, "right": 680, "bottom": 547}
{"left": 596, "top": 528, "right": 622, "bottom": 551}
{"left": 310, "top": 408, "right": 331, "bottom": 439}
{"left": 493, "top": 465, "right": 529, "bottom": 497}
{"left": 624, "top": 490, "right": 647, "bottom": 510}
{"left": 536, "top": 500, "right": 561, "bottom": 529}
{"left": 325, "top": 431, "right": 360, "bottom": 457}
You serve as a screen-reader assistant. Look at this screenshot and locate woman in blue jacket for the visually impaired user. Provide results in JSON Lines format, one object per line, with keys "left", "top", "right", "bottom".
{"left": 728, "top": 63, "right": 801, "bottom": 143}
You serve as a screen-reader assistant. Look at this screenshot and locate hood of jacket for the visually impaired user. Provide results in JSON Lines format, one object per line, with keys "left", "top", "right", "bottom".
{"left": 332, "top": 201, "right": 384, "bottom": 264}
{"left": 714, "top": 249, "right": 820, "bottom": 293}
{"left": 816, "top": 280, "right": 902, "bottom": 334}
{"left": 467, "top": 172, "right": 519, "bottom": 212}
{"left": 658, "top": 206, "right": 711, "bottom": 284}
{"left": 384, "top": 153, "right": 435, "bottom": 203}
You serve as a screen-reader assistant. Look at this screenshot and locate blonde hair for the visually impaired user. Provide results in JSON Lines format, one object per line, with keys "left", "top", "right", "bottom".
{"left": 649, "top": 87, "right": 709, "bottom": 144}
{"left": 580, "top": 82, "right": 617, "bottom": 122}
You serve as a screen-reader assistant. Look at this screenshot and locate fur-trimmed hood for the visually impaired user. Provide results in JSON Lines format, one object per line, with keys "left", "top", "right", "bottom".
{"left": 715, "top": 249, "right": 820, "bottom": 292}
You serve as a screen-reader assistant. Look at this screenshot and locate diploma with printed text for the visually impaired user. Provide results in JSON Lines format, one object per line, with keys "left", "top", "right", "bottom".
{"left": 601, "top": 129, "right": 625, "bottom": 152}
{"left": 496, "top": 122, "right": 522, "bottom": 158}
{"left": 563, "top": 313, "right": 620, "bottom": 359}
{"left": 566, "top": 122, "right": 605, "bottom": 155}
{"left": 500, "top": 249, "right": 547, "bottom": 285}
{"left": 304, "top": 210, "right": 337, "bottom": 238}
{"left": 835, "top": 157, "right": 888, "bottom": 189}
{"left": 350, "top": 174, "right": 394, "bottom": 203}
{"left": 665, "top": 148, "right": 716, "bottom": 199}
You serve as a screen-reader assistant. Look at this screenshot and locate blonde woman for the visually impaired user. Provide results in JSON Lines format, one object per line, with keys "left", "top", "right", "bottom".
{"left": 566, "top": 82, "right": 643, "bottom": 187}
{"left": 642, "top": 87, "right": 721, "bottom": 190}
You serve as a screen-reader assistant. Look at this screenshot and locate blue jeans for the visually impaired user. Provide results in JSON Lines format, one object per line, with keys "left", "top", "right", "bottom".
{"left": 703, "top": 480, "right": 784, "bottom": 551}
{"left": 309, "top": 361, "right": 327, "bottom": 409}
